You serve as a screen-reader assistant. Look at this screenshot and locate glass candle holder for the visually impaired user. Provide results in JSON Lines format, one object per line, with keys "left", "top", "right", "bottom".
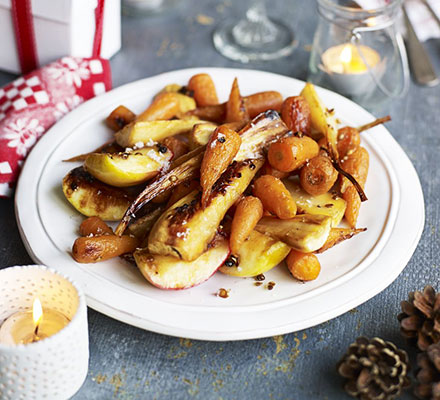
{"left": 308, "top": 0, "right": 409, "bottom": 109}
{"left": 0, "top": 265, "right": 88, "bottom": 400}
{"left": 122, "top": 0, "right": 177, "bottom": 16}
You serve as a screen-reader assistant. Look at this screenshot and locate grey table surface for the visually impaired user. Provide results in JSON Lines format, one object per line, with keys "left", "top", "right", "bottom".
{"left": 1, "top": 0, "right": 439, "bottom": 399}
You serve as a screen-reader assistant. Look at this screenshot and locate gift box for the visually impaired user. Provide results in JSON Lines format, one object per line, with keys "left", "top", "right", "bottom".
{"left": 0, "top": 0, "right": 121, "bottom": 74}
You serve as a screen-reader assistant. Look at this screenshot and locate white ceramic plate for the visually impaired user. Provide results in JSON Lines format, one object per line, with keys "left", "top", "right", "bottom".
{"left": 15, "top": 68, "right": 424, "bottom": 341}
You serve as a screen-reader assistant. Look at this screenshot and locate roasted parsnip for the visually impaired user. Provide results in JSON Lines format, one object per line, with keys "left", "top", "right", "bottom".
{"left": 148, "top": 159, "right": 263, "bottom": 261}
{"left": 255, "top": 214, "right": 332, "bottom": 253}
{"left": 316, "top": 227, "right": 366, "bottom": 254}
{"left": 115, "top": 119, "right": 201, "bottom": 148}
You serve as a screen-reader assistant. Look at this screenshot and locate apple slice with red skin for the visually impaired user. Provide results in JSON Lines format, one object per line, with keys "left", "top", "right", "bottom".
{"left": 134, "top": 238, "right": 230, "bottom": 290}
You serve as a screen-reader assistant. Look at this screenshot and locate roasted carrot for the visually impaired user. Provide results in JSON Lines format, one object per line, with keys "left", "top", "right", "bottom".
{"left": 281, "top": 96, "right": 311, "bottom": 135}
{"left": 253, "top": 175, "right": 297, "bottom": 219}
{"left": 226, "top": 78, "right": 249, "bottom": 123}
{"left": 245, "top": 91, "right": 283, "bottom": 118}
{"left": 136, "top": 92, "right": 180, "bottom": 121}
{"left": 337, "top": 116, "right": 391, "bottom": 159}
{"left": 300, "top": 155, "right": 338, "bottom": 196}
{"left": 286, "top": 250, "right": 321, "bottom": 281}
{"left": 187, "top": 91, "right": 283, "bottom": 123}
{"left": 188, "top": 104, "right": 226, "bottom": 123}
{"left": 188, "top": 73, "right": 219, "bottom": 106}
{"left": 343, "top": 186, "right": 362, "bottom": 228}
{"left": 260, "top": 160, "right": 290, "bottom": 180}
{"left": 230, "top": 196, "right": 263, "bottom": 255}
{"left": 340, "top": 146, "right": 369, "bottom": 193}
{"left": 267, "top": 136, "right": 319, "bottom": 172}
{"left": 79, "top": 216, "right": 113, "bottom": 236}
{"left": 340, "top": 147, "right": 369, "bottom": 227}
{"left": 106, "top": 105, "right": 136, "bottom": 131}
{"left": 72, "top": 235, "right": 139, "bottom": 263}
{"left": 200, "top": 125, "right": 241, "bottom": 207}
{"left": 337, "top": 126, "right": 361, "bottom": 159}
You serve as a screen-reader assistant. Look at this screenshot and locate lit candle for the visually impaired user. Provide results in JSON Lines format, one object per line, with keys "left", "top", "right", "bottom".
{"left": 321, "top": 43, "right": 383, "bottom": 97}
{"left": 0, "top": 298, "right": 70, "bottom": 345}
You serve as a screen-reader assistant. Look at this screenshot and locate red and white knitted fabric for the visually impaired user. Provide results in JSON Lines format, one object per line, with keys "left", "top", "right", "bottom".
{"left": 0, "top": 56, "right": 111, "bottom": 197}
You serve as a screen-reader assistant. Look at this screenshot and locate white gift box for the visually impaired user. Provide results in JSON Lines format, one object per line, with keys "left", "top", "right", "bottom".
{"left": 0, "top": 0, "right": 121, "bottom": 74}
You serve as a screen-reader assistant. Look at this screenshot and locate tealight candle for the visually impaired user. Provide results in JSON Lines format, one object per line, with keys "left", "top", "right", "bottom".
{"left": 0, "top": 298, "right": 70, "bottom": 345}
{"left": 0, "top": 265, "right": 88, "bottom": 400}
{"left": 321, "top": 43, "right": 384, "bottom": 97}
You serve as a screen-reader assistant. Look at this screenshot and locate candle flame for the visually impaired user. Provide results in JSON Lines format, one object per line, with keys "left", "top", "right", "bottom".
{"left": 340, "top": 44, "right": 353, "bottom": 65}
{"left": 32, "top": 298, "right": 43, "bottom": 327}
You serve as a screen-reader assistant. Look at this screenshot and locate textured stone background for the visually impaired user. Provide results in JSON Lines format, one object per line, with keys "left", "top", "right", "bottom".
{"left": 1, "top": 0, "right": 439, "bottom": 398}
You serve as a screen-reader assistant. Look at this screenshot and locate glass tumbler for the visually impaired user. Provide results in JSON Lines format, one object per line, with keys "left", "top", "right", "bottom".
{"left": 308, "top": 0, "right": 409, "bottom": 109}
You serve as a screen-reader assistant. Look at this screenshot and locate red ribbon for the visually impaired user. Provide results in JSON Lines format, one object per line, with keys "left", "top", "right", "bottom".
{"left": 10, "top": 0, "right": 106, "bottom": 74}
{"left": 93, "top": 0, "right": 106, "bottom": 58}
{"left": 11, "top": 0, "right": 38, "bottom": 74}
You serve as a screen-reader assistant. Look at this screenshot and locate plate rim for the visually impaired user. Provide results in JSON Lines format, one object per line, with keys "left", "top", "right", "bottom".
{"left": 15, "top": 67, "right": 425, "bottom": 340}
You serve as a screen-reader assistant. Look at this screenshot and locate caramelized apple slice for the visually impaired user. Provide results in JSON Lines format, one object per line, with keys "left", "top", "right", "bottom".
{"left": 134, "top": 238, "right": 230, "bottom": 289}
{"left": 300, "top": 83, "right": 339, "bottom": 159}
{"left": 283, "top": 178, "right": 346, "bottom": 227}
{"left": 62, "top": 167, "right": 134, "bottom": 221}
{"left": 84, "top": 146, "right": 172, "bottom": 187}
{"left": 219, "top": 230, "right": 289, "bottom": 277}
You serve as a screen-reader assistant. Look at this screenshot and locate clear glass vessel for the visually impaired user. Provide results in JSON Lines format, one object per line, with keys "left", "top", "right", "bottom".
{"left": 122, "top": 0, "right": 177, "bottom": 16}
{"left": 308, "top": 0, "right": 409, "bottom": 109}
{"left": 213, "top": 0, "right": 297, "bottom": 63}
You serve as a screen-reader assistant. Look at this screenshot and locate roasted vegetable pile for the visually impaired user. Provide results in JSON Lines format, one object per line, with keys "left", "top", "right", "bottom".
{"left": 62, "top": 73, "right": 390, "bottom": 290}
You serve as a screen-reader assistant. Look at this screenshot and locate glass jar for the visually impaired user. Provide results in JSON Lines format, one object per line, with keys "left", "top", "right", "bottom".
{"left": 308, "top": 0, "right": 409, "bottom": 109}
{"left": 122, "top": 0, "right": 177, "bottom": 16}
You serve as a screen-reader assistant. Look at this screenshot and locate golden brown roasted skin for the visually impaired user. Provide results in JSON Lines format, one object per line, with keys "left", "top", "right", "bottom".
{"left": 62, "top": 167, "right": 135, "bottom": 221}
{"left": 148, "top": 159, "right": 263, "bottom": 261}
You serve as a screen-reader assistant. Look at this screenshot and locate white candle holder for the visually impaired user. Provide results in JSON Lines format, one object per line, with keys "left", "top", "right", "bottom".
{"left": 0, "top": 265, "right": 88, "bottom": 400}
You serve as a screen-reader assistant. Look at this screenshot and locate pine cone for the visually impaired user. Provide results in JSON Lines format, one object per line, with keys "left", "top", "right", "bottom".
{"left": 337, "top": 337, "right": 410, "bottom": 400}
{"left": 398, "top": 286, "right": 440, "bottom": 351}
{"left": 415, "top": 343, "right": 440, "bottom": 399}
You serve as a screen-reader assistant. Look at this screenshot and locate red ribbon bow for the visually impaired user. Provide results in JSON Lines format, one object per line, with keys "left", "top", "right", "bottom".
{"left": 0, "top": 0, "right": 112, "bottom": 197}
{"left": 11, "top": 0, "right": 107, "bottom": 74}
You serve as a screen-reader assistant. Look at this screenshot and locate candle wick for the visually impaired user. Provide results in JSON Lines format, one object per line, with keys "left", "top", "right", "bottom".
{"left": 33, "top": 323, "right": 39, "bottom": 342}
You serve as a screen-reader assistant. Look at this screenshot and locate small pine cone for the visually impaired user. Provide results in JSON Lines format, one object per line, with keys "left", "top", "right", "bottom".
{"left": 398, "top": 286, "right": 440, "bottom": 351}
{"left": 415, "top": 343, "right": 440, "bottom": 399}
{"left": 337, "top": 337, "right": 411, "bottom": 400}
